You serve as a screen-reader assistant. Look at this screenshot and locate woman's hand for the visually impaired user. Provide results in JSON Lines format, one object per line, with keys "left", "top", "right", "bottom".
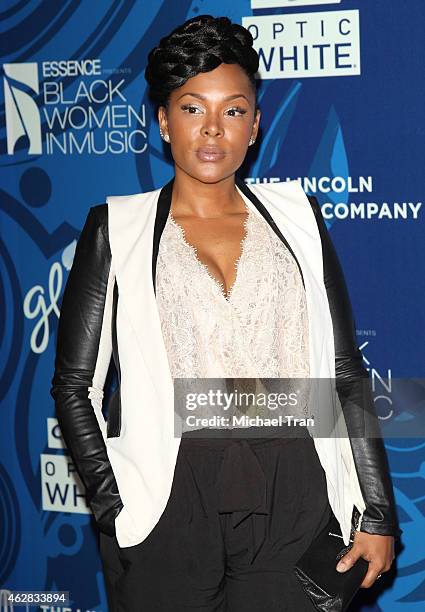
{"left": 335, "top": 531, "right": 395, "bottom": 588}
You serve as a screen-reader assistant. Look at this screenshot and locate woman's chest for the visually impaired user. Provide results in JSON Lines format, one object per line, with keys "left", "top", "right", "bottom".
{"left": 155, "top": 206, "right": 304, "bottom": 317}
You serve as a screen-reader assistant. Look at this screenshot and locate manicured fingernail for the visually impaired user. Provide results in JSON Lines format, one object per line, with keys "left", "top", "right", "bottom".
{"left": 336, "top": 562, "right": 347, "bottom": 572}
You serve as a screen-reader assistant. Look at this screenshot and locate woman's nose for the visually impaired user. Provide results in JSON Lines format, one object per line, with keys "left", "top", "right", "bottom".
{"left": 201, "top": 114, "right": 224, "bottom": 138}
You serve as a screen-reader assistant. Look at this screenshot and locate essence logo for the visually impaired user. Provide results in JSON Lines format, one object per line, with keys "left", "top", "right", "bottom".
{"left": 3, "top": 62, "right": 42, "bottom": 155}
{"left": 3, "top": 58, "right": 147, "bottom": 156}
{"left": 3, "top": 60, "right": 101, "bottom": 155}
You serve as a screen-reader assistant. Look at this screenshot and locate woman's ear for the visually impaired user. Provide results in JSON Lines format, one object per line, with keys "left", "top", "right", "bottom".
{"left": 158, "top": 105, "right": 168, "bottom": 136}
{"left": 252, "top": 108, "right": 261, "bottom": 141}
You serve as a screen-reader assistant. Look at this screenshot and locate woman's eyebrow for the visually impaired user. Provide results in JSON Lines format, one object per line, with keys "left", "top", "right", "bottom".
{"left": 177, "top": 92, "right": 249, "bottom": 102}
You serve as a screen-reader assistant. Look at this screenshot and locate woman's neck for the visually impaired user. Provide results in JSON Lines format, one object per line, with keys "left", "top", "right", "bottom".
{"left": 170, "top": 172, "right": 244, "bottom": 218}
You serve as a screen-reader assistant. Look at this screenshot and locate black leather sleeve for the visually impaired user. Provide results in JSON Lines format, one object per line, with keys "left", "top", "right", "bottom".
{"left": 308, "top": 195, "right": 402, "bottom": 540}
{"left": 50, "top": 206, "right": 123, "bottom": 536}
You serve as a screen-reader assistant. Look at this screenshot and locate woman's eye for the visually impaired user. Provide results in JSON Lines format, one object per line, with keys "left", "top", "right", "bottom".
{"left": 181, "top": 104, "right": 202, "bottom": 114}
{"left": 228, "top": 106, "right": 246, "bottom": 117}
{"left": 180, "top": 105, "right": 247, "bottom": 116}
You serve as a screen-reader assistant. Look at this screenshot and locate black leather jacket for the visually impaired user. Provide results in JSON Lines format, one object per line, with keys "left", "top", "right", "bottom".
{"left": 50, "top": 177, "right": 402, "bottom": 540}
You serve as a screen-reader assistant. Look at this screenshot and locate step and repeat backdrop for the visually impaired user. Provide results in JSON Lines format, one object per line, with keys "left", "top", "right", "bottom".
{"left": 1, "top": 1, "right": 424, "bottom": 610}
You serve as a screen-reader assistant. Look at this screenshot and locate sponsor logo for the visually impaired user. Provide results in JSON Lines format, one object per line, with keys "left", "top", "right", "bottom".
{"left": 41, "top": 454, "right": 89, "bottom": 514}
{"left": 252, "top": 0, "right": 342, "bottom": 8}
{"left": 242, "top": 9, "right": 360, "bottom": 79}
{"left": 3, "top": 59, "right": 147, "bottom": 155}
{"left": 3, "top": 63, "right": 42, "bottom": 155}
{"left": 23, "top": 240, "right": 76, "bottom": 354}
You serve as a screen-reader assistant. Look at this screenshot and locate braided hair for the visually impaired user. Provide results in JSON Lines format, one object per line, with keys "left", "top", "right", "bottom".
{"left": 145, "top": 15, "right": 259, "bottom": 110}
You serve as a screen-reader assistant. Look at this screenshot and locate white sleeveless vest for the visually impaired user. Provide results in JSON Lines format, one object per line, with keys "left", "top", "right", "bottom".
{"left": 104, "top": 180, "right": 366, "bottom": 548}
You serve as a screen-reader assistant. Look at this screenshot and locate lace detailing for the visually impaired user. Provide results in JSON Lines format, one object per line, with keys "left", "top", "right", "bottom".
{"left": 155, "top": 204, "right": 310, "bottom": 383}
{"left": 168, "top": 203, "right": 250, "bottom": 302}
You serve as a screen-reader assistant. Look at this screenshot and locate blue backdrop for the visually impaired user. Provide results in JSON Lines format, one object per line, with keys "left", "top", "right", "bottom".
{"left": 1, "top": 1, "right": 424, "bottom": 610}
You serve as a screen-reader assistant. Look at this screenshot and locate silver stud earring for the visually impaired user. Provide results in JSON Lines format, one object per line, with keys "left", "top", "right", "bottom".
{"left": 249, "top": 137, "right": 256, "bottom": 146}
{"left": 160, "top": 129, "right": 170, "bottom": 142}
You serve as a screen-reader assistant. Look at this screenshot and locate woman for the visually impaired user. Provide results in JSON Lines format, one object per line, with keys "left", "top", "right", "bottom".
{"left": 51, "top": 15, "right": 401, "bottom": 612}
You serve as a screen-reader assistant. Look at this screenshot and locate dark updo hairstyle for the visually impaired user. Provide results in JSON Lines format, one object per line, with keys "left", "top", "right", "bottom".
{"left": 145, "top": 15, "right": 260, "bottom": 111}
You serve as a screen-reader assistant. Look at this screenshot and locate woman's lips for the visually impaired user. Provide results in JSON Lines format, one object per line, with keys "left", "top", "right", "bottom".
{"left": 195, "top": 147, "right": 226, "bottom": 162}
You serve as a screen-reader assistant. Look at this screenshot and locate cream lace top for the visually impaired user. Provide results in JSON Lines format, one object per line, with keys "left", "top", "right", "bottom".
{"left": 155, "top": 200, "right": 310, "bottom": 428}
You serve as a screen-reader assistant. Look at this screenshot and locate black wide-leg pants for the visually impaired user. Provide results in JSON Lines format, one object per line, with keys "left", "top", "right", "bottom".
{"left": 99, "top": 428, "right": 333, "bottom": 611}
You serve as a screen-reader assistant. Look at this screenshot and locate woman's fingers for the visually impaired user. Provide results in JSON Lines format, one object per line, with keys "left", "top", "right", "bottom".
{"left": 359, "top": 558, "right": 387, "bottom": 588}
{"left": 335, "top": 532, "right": 395, "bottom": 588}
{"left": 336, "top": 544, "right": 363, "bottom": 573}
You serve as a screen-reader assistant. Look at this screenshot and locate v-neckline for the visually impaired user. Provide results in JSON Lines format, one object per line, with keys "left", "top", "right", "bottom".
{"left": 168, "top": 203, "right": 251, "bottom": 303}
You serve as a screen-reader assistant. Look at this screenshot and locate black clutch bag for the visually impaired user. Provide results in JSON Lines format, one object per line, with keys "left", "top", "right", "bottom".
{"left": 293, "top": 510, "right": 369, "bottom": 612}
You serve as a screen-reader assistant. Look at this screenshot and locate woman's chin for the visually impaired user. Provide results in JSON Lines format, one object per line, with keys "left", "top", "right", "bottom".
{"left": 188, "top": 165, "right": 237, "bottom": 184}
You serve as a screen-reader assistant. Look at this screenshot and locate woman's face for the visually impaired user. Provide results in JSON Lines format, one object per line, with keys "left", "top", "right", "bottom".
{"left": 158, "top": 62, "right": 260, "bottom": 184}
